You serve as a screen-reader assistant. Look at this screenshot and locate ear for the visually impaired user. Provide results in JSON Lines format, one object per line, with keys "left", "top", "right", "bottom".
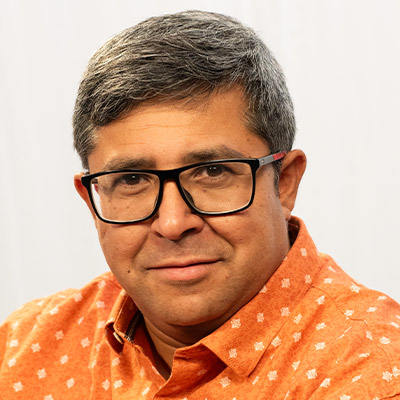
{"left": 278, "top": 149, "right": 307, "bottom": 221}
{"left": 74, "top": 172, "right": 97, "bottom": 222}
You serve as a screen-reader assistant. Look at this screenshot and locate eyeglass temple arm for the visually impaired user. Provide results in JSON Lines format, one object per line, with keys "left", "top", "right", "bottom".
{"left": 258, "top": 151, "right": 287, "bottom": 166}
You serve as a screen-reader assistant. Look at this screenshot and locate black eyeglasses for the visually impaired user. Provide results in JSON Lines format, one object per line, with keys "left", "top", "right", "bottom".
{"left": 81, "top": 151, "right": 286, "bottom": 224}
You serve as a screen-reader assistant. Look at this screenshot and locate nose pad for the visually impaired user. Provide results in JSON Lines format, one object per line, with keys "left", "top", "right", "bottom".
{"left": 182, "top": 188, "right": 195, "bottom": 208}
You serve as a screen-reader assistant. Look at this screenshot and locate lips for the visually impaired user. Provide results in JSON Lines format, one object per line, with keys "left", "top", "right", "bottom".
{"left": 147, "top": 259, "right": 220, "bottom": 282}
{"left": 148, "top": 259, "right": 219, "bottom": 269}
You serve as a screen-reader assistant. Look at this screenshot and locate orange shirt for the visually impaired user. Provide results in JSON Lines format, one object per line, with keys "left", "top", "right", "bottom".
{"left": 1, "top": 217, "right": 400, "bottom": 399}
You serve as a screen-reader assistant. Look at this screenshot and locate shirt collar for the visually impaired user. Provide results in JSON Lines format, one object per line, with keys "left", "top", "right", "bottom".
{"left": 105, "top": 289, "right": 140, "bottom": 353}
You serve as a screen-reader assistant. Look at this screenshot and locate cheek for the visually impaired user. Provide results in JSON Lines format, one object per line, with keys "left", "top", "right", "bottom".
{"left": 228, "top": 190, "right": 286, "bottom": 259}
{"left": 96, "top": 223, "right": 147, "bottom": 271}
{"left": 253, "top": 176, "right": 284, "bottom": 221}
{"left": 207, "top": 210, "right": 267, "bottom": 259}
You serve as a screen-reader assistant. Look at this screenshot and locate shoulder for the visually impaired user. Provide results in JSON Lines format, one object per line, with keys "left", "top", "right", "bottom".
{"left": 0, "top": 272, "right": 123, "bottom": 397}
{"left": 297, "top": 254, "right": 400, "bottom": 397}
{"left": 0, "top": 272, "right": 121, "bottom": 357}
{"left": 313, "top": 254, "right": 400, "bottom": 344}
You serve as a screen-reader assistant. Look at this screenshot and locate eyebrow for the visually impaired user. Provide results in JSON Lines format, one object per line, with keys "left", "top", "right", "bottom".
{"left": 102, "top": 157, "right": 156, "bottom": 171}
{"left": 182, "top": 146, "right": 246, "bottom": 164}
{"left": 101, "top": 145, "right": 247, "bottom": 172}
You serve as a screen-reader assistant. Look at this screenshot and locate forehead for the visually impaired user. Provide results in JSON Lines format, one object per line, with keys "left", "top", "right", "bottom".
{"left": 87, "top": 88, "right": 270, "bottom": 172}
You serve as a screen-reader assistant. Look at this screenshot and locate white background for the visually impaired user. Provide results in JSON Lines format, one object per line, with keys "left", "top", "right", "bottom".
{"left": 1, "top": 0, "right": 399, "bottom": 323}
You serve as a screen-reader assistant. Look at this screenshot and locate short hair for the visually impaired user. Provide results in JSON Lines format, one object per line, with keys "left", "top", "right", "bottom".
{"left": 73, "top": 10, "right": 296, "bottom": 178}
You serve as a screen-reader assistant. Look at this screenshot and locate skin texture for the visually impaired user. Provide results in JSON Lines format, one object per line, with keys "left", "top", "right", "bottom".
{"left": 74, "top": 88, "right": 306, "bottom": 375}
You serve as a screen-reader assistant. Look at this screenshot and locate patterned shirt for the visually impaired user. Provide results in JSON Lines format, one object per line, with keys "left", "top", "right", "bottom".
{"left": 1, "top": 217, "right": 400, "bottom": 399}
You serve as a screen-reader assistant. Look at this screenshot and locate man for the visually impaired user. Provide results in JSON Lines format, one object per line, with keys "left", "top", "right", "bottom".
{"left": 1, "top": 10, "right": 399, "bottom": 400}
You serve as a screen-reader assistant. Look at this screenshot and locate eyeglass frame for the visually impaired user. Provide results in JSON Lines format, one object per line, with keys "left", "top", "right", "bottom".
{"left": 81, "top": 151, "right": 287, "bottom": 225}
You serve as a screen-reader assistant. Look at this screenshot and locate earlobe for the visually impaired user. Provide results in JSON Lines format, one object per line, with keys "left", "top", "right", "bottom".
{"left": 278, "top": 150, "right": 307, "bottom": 221}
{"left": 74, "top": 173, "right": 97, "bottom": 221}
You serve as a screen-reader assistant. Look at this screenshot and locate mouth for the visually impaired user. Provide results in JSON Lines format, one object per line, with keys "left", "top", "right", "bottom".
{"left": 147, "top": 259, "right": 220, "bottom": 282}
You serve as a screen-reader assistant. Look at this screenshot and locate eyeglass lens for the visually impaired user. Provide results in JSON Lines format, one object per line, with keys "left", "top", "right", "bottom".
{"left": 89, "top": 161, "right": 254, "bottom": 222}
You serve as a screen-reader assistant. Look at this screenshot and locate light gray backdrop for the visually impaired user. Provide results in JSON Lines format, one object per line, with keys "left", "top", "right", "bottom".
{"left": 1, "top": 0, "right": 399, "bottom": 322}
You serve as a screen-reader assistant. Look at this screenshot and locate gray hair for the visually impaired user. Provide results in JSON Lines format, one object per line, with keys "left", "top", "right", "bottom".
{"left": 73, "top": 10, "right": 296, "bottom": 178}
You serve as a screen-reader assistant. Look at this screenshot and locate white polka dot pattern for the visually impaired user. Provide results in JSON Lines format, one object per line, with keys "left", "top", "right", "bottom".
{"left": 0, "top": 217, "right": 400, "bottom": 399}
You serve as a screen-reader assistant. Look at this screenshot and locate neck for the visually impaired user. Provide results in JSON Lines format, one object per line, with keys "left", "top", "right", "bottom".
{"left": 144, "top": 317, "right": 187, "bottom": 379}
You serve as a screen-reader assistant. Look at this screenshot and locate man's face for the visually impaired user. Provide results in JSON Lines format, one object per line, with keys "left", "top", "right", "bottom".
{"left": 77, "top": 88, "right": 291, "bottom": 341}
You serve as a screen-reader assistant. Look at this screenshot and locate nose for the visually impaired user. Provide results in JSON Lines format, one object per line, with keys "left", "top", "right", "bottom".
{"left": 150, "top": 181, "right": 205, "bottom": 240}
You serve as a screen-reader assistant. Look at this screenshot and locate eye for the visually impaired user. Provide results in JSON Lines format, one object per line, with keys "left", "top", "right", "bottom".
{"left": 117, "top": 174, "right": 143, "bottom": 186}
{"left": 99, "top": 172, "right": 155, "bottom": 195}
{"left": 193, "top": 164, "right": 231, "bottom": 179}
{"left": 203, "top": 165, "right": 227, "bottom": 177}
